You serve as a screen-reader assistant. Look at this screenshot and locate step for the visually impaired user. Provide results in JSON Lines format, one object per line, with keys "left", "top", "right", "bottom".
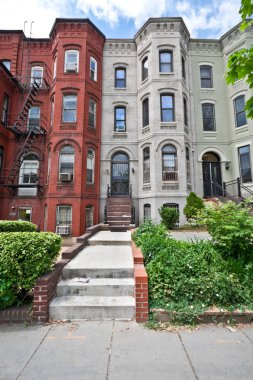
{"left": 88, "top": 231, "right": 132, "bottom": 246}
{"left": 108, "top": 221, "right": 131, "bottom": 226}
{"left": 56, "top": 278, "right": 135, "bottom": 297}
{"left": 107, "top": 217, "right": 131, "bottom": 223}
{"left": 49, "top": 296, "right": 135, "bottom": 320}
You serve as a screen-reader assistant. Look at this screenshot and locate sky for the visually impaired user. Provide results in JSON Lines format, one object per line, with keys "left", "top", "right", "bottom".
{"left": 0, "top": 0, "right": 242, "bottom": 39}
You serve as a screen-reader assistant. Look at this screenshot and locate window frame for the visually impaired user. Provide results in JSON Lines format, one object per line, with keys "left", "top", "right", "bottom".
{"left": 200, "top": 65, "right": 213, "bottom": 88}
{"left": 90, "top": 57, "right": 97, "bottom": 81}
{"left": 1, "top": 60, "right": 11, "bottom": 71}
{"left": 114, "top": 106, "right": 126, "bottom": 132}
{"left": 238, "top": 145, "right": 252, "bottom": 183}
{"left": 162, "top": 144, "right": 178, "bottom": 182}
{"left": 28, "top": 106, "right": 40, "bottom": 130}
{"left": 144, "top": 204, "right": 151, "bottom": 220}
{"left": 18, "top": 207, "right": 32, "bottom": 222}
{"left": 86, "top": 149, "right": 95, "bottom": 184}
{"left": 18, "top": 153, "right": 39, "bottom": 196}
{"left": 142, "top": 98, "right": 149, "bottom": 128}
{"left": 58, "top": 145, "right": 75, "bottom": 182}
{"left": 85, "top": 205, "right": 94, "bottom": 229}
{"left": 0, "top": 146, "right": 4, "bottom": 172}
{"left": 62, "top": 94, "right": 77, "bottom": 123}
{"left": 143, "top": 147, "right": 150, "bottom": 183}
{"left": 30, "top": 66, "right": 43, "bottom": 87}
{"left": 142, "top": 57, "right": 148, "bottom": 81}
{"left": 159, "top": 50, "right": 173, "bottom": 73}
{"left": 202, "top": 103, "right": 216, "bottom": 131}
{"left": 1, "top": 93, "right": 9, "bottom": 125}
{"left": 64, "top": 50, "right": 79, "bottom": 73}
{"left": 160, "top": 94, "right": 175, "bottom": 122}
{"left": 88, "top": 99, "right": 96, "bottom": 128}
{"left": 56, "top": 205, "right": 72, "bottom": 226}
{"left": 183, "top": 98, "right": 188, "bottom": 126}
{"left": 234, "top": 95, "right": 247, "bottom": 128}
{"left": 181, "top": 56, "right": 186, "bottom": 79}
{"left": 115, "top": 67, "right": 126, "bottom": 88}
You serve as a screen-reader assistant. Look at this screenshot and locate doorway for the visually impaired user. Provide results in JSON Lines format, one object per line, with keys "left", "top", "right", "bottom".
{"left": 202, "top": 152, "right": 222, "bottom": 197}
{"left": 111, "top": 152, "right": 129, "bottom": 196}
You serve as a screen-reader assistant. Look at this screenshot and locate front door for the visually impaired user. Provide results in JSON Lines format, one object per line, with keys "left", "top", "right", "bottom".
{"left": 202, "top": 161, "right": 222, "bottom": 197}
{"left": 111, "top": 153, "right": 129, "bottom": 195}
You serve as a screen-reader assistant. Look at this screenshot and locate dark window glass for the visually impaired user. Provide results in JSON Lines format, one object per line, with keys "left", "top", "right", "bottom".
{"left": 234, "top": 96, "right": 247, "bottom": 127}
{"left": 183, "top": 98, "right": 188, "bottom": 126}
{"left": 160, "top": 94, "right": 174, "bottom": 122}
{"left": 28, "top": 106, "right": 40, "bottom": 129}
{"left": 143, "top": 147, "right": 150, "bottom": 183}
{"left": 238, "top": 145, "right": 252, "bottom": 183}
{"left": 182, "top": 56, "right": 186, "bottom": 79}
{"left": 0, "top": 146, "right": 4, "bottom": 172}
{"left": 86, "top": 149, "right": 95, "bottom": 184}
{"left": 202, "top": 103, "right": 216, "bottom": 131}
{"left": 88, "top": 100, "right": 96, "bottom": 128}
{"left": 114, "top": 107, "right": 126, "bottom": 132}
{"left": 115, "top": 68, "right": 126, "bottom": 88}
{"left": 144, "top": 204, "right": 151, "bottom": 220}
{"left": 162, "top": 145, "right": 178, "bottom": 181}
{"left": 200, "top": 65, "right": 213, "bottom": 88}
{"left": 159, "top": 51, "right": 173, "bottom": 72}
{"left": 142, "top": 57, "right": 148, "bottom": 81}
{"left": 1, "top": 94, "right": 9, "bottom": 125}
{"left": 143, "top": 98, "right": 149, "bottom": 127}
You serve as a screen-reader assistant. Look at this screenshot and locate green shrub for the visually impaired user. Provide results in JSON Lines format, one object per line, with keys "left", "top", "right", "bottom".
{"left": 199, "top": 202, "right": 253, "bottom": 262}
{"left": 0, "top": 220, "right": 37, "bottom": 232}
{"left": 183, "top": 192, "right": 204, "bottom": 221}
{"left": 158, "top": 206, "right": 179, "bottom": 229}
{"left": 0, "top": 232, "right": 61, "bottom": 309}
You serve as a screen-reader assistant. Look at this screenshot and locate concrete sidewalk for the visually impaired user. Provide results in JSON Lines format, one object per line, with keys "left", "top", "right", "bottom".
{"left": 1, "top": 321, "right": 253, "bottom": 380}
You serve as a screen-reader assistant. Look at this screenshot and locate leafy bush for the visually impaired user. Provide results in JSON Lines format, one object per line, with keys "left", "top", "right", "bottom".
{"left": 0, "top": 232, "right": 61, "bottom": 309}
{"left": 183, "top": 192, "right": 204, "bottom": 221}
{"left": 158, "top": 206, "right": 179, "bottom": 229}
{"left": 0, "top": 220, "right": 37, "bottom": 232}
{"left": 199, "top": 202, "right": 253, "bottom": 262}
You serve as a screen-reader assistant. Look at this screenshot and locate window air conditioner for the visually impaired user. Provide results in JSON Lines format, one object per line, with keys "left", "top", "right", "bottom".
{"left": 56, "top": 225, "right": 70, "bottom": 235}
{"left": 66, "top": 63, "right": 77, "bottom": 72}
{"left": 60, "top": 173, "right": 72, "bottom": 182}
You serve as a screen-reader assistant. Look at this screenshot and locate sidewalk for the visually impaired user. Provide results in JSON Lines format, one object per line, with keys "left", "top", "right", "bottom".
{"left": 1, "top": 321, "right": 253, "bottom": 380}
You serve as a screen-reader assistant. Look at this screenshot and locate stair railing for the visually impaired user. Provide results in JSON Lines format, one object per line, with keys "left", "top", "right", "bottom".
{"left": 213, "top": 181, "right": 241, "bottom": 204}
{"left": 131, "top": 205, "right": 135, "bottom": 224}
{"left": 104, "top": 205, "right": 108, "bottom": 224}
{"left": 129, "top": 183, "right": 132, "bottom": 198}
{"left": 107, "top": 185, "right": 111, "bottom": 198}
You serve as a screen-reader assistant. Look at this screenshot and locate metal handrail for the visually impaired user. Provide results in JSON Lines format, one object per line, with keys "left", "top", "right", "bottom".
{"left": 107, "top": 185, "right": 111, "bottom": 198}
{"left": 104, "top": 206, "right": 107, "bottom": 224}
{"left": 129, "top": 184, "right": 132, "bottom": 198}
{"left": 213, "top": 181, "right": 241, "bottom": 204}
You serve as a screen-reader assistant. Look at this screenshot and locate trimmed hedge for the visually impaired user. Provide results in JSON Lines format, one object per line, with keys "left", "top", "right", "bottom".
{"left": 0, "top": 232, "right": 61, "bottom": 309}
{"left": 0, "top": 220, "right": 37, "bottom": 232}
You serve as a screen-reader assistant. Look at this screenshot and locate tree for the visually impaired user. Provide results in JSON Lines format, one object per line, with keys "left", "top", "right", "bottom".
{"left": 183, "top": 192, "right": 204, "bottom": 221}
{"left": 226, "top": 0, "right": 253, "bottom": 119}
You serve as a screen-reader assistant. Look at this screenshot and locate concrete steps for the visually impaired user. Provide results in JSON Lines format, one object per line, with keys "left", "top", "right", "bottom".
{"left": 106, "top": 197, "right": 133, "bottom": 230}
{"left": 49, "top": 231, "right": 135, "bottom": 321}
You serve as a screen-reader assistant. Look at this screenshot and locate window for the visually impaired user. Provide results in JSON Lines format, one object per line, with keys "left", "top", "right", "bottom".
{"left": 143, "top": 147, "right": 150, "bottom": 183}
{"left": 234, "top": 95, "right": 247, "bottom": 127}
{"left": 86, "top": 205, "right": 94, "bottom": 229}
{"left": 202, "top": 103, "right": 216, "bottom": 131}
{"left": 28, "top": 106, "right": 40, "bottom": 130}
{"left": 0, "top": 146, "right": 4, "bottom": 172}
{"left": 56, "top": 205, "right": 72, "bottom": 226}
{"left": 183, "top": 98, "right": 188, "bottom": 126}
{"left": 114, "top": 107, "right": 126, "bottom": 132}
{"left": 142, "top": 98, "right": 149, "bottom": 127}
{"left": 200, "top": 65, "right": 213, "bottom": 88}
{"left": 1, "top": 60, "right": 11, "bottom": 71}
{"left": 142, "top": 57, "right": 148, "bottom": 81}
{"left": 53, "top": 57, "right": 57, "bottom": 79}
{"left": 31, "top": 66, "right": 43, "bottom": 87}
{"left": 88, "top": 100, "right": 96, "bottom": 128}
{"left": 62, "top": 94, "right": 77, "bottom": 122}
{"left": 18, "top": 153, "right": 39, "bottom": 196}
{"left": 159, "top": 51, "right": 173, "bottom": 73}
{"left": 47, "top": 149, "right": 51, "bottom": 183}
{"left": 1, "top": 94, "right": 9, "bottom": 125}
{"left": 115, "top": 68, "right": 126, "bottom": 88}
{"left": 182, "top": 56, "right": 186, "bottom": 79}
{"left": 186, "top": 146, "right": 191, "bottom": 184}
{"left": 18, "top": 207, "right": 32, "bottom": 222}
{"left": 238, "top": 145, "right": 252, "bottom": 183}
{"left": 144, "top": 204, "right": 151, "bottom": 220}
{"left": 86, "top": 149, "right": 95, "bottom": 184}
{"left": 59, "top": 145, "right": 75, "bottom": 182}
{"left": 64, "top": 50, "right": 79, "bottom": 72}
{"left": 50, "top": 98, "right": 55, "bottom": 127}
{"left": 90, "top": 57, "right": 97, "bottom": 81}
{"left": 160, "top": 94, "right": 174, "bottom": 122}
{"left": 162, "top": 145, "right": 178, "bottom": 181}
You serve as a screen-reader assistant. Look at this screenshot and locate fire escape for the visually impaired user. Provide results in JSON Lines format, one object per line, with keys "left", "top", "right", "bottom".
{"left": 1, "top": 70, "right": 50, "bottom": 195}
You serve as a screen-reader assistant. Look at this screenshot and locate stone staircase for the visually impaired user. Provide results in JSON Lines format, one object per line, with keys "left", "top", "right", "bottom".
{"left": 106, "top": 197, "right": 133, "bottom": 231}
{"left": 49, "top": 231, "right": 135, "bottom": 320}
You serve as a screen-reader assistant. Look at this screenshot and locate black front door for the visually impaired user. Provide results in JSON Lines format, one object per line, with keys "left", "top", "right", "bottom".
{"left": 203, "top": 162, "right": 222, "bottom": 197}
{"left": 111, "top": 153, "right": 129, "bottom": 195}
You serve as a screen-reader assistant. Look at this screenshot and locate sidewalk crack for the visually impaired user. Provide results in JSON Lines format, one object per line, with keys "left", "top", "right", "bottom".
{"left": 178, "top": 332, "right": 199, "bottom": 380}
{"left": 106, "top": 320, "right": 115, "bottom": 380}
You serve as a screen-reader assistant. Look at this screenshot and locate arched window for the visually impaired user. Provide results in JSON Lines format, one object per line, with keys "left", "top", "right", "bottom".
{"left": 59, "top": 145, "right": 75, "bottom": 182}
{"left": 144, "top": 204, "right": 151, "bottom": 220}
{"left": 31, "top": 66, "right": 43, "bottom": 87}
{"left": 115, "top": 68, "right": 126, "bottom": 88}
{"left": 143, "top": 147, "right": 150, "bottom": 183}
{"left": 162, "top": 145, "right": 178, "bottom": 181}
{"left": 142, "top": 57, "right": 148, "bottom": 81}
{"left": 86, "top": 149, "right": 95, "bottom": 184}
{"left": 18, "top": 153, "right": 39, "bottom": 196}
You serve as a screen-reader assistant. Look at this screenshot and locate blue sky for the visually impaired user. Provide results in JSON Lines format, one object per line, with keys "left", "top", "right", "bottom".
{"left": 0, "top": 0, "right": 242, "bottom": 39}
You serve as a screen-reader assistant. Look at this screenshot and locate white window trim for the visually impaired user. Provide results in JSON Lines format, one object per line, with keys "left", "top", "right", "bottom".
{"left": 90, "top": 57, "right": 97, "bottom": 81}
{"left": 64, "top": 50, "right": 79, "bottom": 73}
{"left": 30, "top": 66, "right": 43, "bottom": 87}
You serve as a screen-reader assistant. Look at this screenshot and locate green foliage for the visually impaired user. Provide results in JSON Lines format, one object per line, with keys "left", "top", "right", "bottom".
{"left": 0, "top": 220, "right": 37, "bottom": 232}
{"left": 199, "top": 202, "right": 253, "bottom": 261}
{"left": 158, "top": 206, "right": 179, "bottom": 229}
{"left": 183, "top": 192, "right": 205, "bottom": 221}
{"left": 0, "top": 232, "right": 61, "bottom": 309}
{"left": 226, "top": 0, "right": 253, "bottom": 119}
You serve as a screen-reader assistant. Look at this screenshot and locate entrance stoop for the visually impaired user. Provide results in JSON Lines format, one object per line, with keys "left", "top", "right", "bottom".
{"left": 49, "top": 231, "right": 135, "bottom": 320}
{"left": 106, "top": 197, "right": 135, "bottom": 231}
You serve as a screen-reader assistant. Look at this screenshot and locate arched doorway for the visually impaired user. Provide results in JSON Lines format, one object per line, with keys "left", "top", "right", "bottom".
{"left": 111, "top": 152, "right": 129, "bottom": 195}
{"left": 202, "top": 152, "right": 222, "bottom": 197}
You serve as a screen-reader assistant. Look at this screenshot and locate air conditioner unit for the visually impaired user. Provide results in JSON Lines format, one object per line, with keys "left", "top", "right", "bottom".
{"left": 56, "top": 225, "right": 71, "bottom": 235}
{"left": 60, "top": 173, "right": 72, "bottom": 182}
{"left": 65, "top": 63, "right": 77, "bottom": 72}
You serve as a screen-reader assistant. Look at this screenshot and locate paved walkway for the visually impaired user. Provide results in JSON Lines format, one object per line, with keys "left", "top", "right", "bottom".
{"left": 1, "top": 321, "right": 253, "bottom": 380}
{"left": 170, "top": 230, "right": 211, "bottom": 242}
